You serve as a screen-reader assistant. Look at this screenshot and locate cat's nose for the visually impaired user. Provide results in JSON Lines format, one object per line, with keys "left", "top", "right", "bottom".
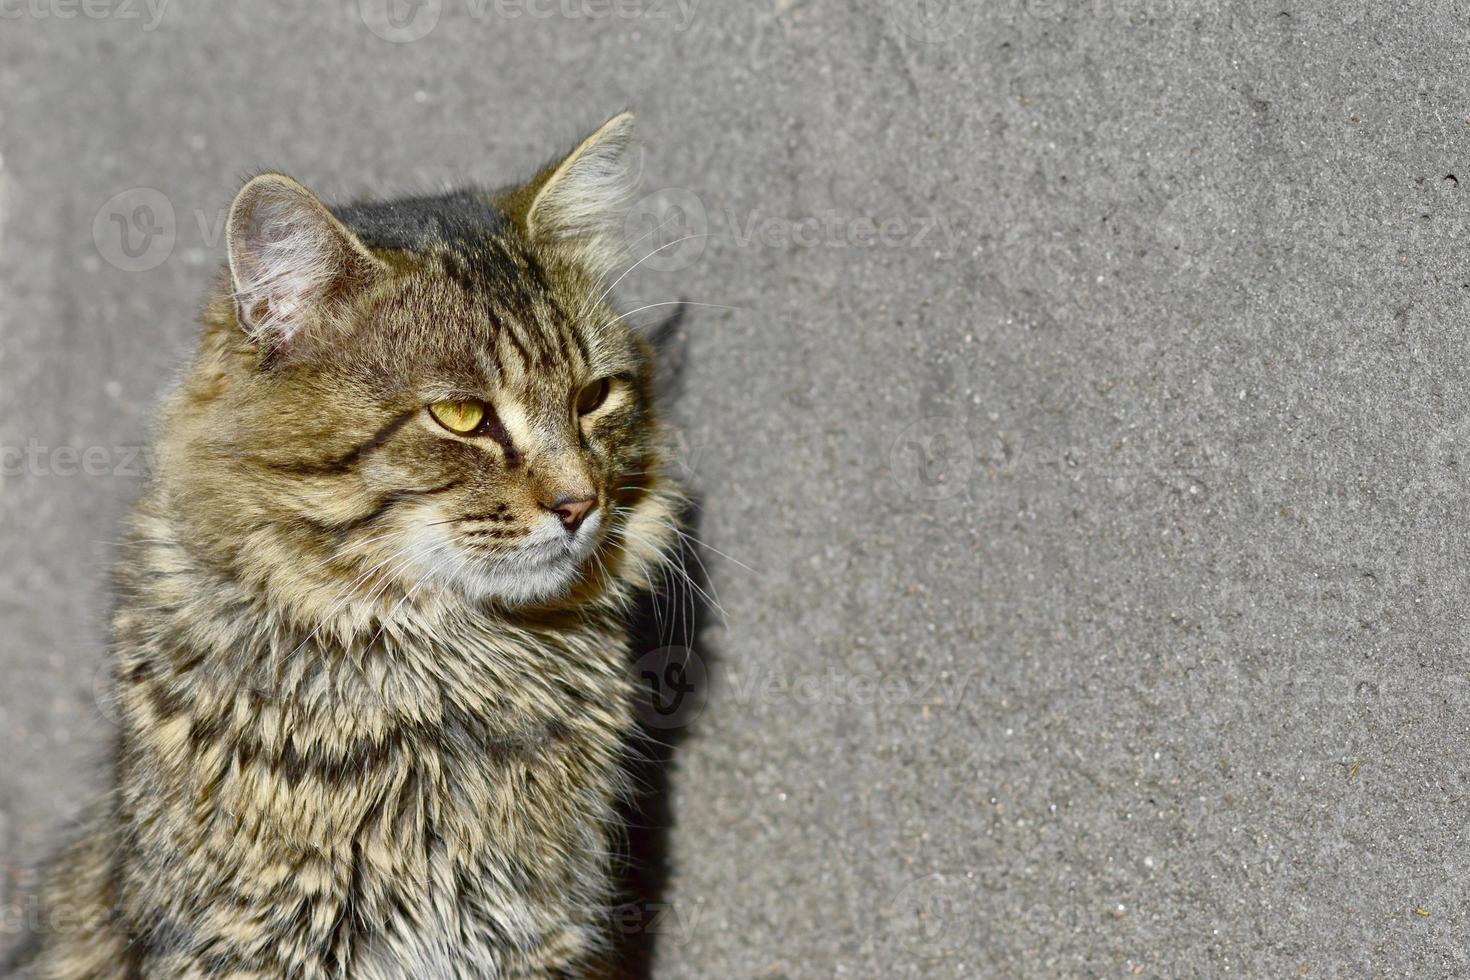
{"left": 543, "top": 494, "right": 596, "bottom": 532}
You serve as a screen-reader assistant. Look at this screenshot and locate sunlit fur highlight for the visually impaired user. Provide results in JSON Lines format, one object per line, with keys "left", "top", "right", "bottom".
{"left": 22, "top": 114, "right": 683, "bottom": 979}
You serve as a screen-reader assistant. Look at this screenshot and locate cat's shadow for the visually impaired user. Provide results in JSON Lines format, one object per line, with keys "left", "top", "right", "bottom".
{"left": 612, "top": 305, "right": 716, "bottom": 979}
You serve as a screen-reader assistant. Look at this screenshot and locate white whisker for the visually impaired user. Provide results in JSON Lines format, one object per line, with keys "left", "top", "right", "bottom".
{"left": 597, "top": 300, "right": 738, "bottom": 333}
{"left": 578, "top": 233, "right": 715, "bottom": 324}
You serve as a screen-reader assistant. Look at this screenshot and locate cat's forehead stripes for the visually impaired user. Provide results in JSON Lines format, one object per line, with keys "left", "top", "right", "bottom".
{"left": 333, "top": 189, "right": 596, "bottom": 376}
{"left": 432, "top": 244, "right": 594, "bottom": 380}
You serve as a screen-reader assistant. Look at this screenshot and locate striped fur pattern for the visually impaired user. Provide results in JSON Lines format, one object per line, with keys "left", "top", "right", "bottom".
{"left": 23, "top": 113, "right": 682, "bottom": 978}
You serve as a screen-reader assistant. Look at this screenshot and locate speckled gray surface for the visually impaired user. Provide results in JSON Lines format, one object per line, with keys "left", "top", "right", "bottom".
{"left": 3, "top": 2, "right": 1469, "bottom": 977}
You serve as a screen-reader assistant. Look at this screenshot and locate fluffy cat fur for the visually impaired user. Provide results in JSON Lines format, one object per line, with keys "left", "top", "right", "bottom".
{"left": 19, "top": 112, "right": 683, "bottom": 979}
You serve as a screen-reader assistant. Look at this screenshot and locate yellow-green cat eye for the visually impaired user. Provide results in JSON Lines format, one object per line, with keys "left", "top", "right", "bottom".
{"left": 429, "top": 400, "right": 486, "bottom": 434}
{"left": 576, "top": 378, "right": 611, "bottom": 416}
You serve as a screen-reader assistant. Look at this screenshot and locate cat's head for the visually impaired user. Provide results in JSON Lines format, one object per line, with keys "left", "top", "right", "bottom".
{"left": 157, "top": 113, "right": 681, "bottom": 624}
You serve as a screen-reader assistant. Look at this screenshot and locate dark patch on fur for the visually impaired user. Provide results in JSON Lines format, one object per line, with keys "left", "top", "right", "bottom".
{"left": 332, "top": 190, "right": 507, "bottom": 255}
{"left": 264, "top": 411, "right": 416, "bottom": 477}
{"left": 303, "top": 478, "right": 464, "bottom": 539}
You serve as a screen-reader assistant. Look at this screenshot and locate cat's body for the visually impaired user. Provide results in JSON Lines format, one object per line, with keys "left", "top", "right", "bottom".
{"left": 41, "top": 537, "right": 636, "bottom": 979}
{"left": 22, "top": 114, "right": 680, "bottom": 979}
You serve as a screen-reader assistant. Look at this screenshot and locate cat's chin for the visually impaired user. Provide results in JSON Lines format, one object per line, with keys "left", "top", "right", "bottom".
{"left": 433, "top": 537, "right": 602, "bottom": 608}
{"left": 404, "top": 510, "right": 607, "bottom": 607}
{"left": 458, "top": 558, "right": 583, "bottom": 607}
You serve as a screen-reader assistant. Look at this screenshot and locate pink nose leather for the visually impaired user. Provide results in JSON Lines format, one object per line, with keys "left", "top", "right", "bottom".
{"left": 545, "top": 495, "right": 595, "bottom": 531}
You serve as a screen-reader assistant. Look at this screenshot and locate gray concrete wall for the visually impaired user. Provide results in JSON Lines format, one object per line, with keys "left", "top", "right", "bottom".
{"left": 2, "top": 1, "right": 1467, "bottom": 976}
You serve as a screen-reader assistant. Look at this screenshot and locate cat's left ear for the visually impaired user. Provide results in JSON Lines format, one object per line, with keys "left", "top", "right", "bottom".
{"left": 226, "top": 173, "right": 386, "bottom": 356}
{"left": 505, "top": 112, "right": 638, "bottom": 276}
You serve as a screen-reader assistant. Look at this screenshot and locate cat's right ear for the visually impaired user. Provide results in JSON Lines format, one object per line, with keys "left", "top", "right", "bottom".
{"left": 226, "top": 174, "right": 385, "bottom": 356}
{"left": 502, "top": 112, "right": 639, "bottom": 278}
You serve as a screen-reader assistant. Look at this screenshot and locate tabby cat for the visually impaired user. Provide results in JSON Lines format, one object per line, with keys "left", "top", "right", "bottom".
{"left": 20, "top": 112, "right": 682, "bottom": 978}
